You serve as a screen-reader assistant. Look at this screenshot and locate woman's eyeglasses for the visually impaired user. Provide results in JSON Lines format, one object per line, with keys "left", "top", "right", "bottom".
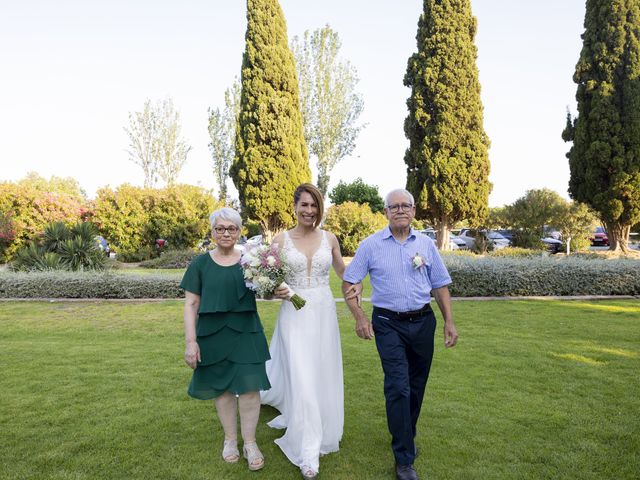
{"left": 213, "top": 226, "right": 239, "bottom": 234}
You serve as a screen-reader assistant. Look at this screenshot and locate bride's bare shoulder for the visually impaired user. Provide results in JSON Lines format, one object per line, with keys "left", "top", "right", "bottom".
{"left": 272, "top": 231, "right": 286, "bottom": 248}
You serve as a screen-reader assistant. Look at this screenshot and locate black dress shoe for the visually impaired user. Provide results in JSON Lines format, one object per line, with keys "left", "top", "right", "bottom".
{"left": 396, "top": 463, "right": 419, "bottom": 480}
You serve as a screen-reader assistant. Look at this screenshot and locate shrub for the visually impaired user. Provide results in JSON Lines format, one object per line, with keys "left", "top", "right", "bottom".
{"left": 138, "top": 249, "right": 199, "bottom": 269}
{"left": 0, "top": 271, "right": 182, "bottom": 299}
{"left": 92, "top": 184, "right": 221, "bottom": 261}
{"left": 487, "top": 247, "right": 548, "bottom": 258}
{"left": 324, "top": 202, "right": 388, "bottom": 256}
{"left": 0, "top": 256, "right": 638, "bottom": 298}
{"left": 444, "top": 256, "right": 640, "bottom": 297}
{"left": 0, "top": 181, "right": 86, "bottom": 261}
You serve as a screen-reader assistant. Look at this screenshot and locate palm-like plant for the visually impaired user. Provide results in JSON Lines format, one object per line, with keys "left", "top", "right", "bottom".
{"left": 11, "top": 221, "right": 105, "bottom": 272}
{"left": 58, "top": 235, "right": 105, "bottom": 271}
{"left": 43, "top": 222, "right": 71, "bottom": 252}
{"left": 11, "top": 243, "right": 62, "bottom": 271}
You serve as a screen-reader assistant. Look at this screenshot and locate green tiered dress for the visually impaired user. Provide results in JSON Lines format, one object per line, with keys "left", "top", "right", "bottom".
{"left": 180, "top": 253, "right": 271, "bottom": 400}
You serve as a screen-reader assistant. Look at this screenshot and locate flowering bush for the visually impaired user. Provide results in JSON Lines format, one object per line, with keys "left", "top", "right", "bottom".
{"left": 0, "top": 182, "right": 86, "bottom": 261}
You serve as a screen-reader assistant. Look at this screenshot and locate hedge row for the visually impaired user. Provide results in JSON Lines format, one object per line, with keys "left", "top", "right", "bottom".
{"left": 1, "top": 256, "right": 638, "bottom": 298}
{"left": 445, "top": 256, "right": 640, "bottom": 297}
{"left": 0, "top": 271, "right": 183, "bottom": 299}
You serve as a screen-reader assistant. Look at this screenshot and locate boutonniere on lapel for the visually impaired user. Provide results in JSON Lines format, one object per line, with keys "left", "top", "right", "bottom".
{"left": 412, "top": 253, "right": 426, "bottom": 270}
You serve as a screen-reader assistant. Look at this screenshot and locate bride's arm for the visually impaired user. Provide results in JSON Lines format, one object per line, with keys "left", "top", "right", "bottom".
{"left": 328, "top": 231, "right": 362, "bottom": 300}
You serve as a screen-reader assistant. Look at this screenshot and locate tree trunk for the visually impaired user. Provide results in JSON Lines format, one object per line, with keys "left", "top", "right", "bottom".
{"left": 435, "top": 219, "right": 450, "bottom": 251}
{"left": 605, "top": 222, "right": 630, "bottom": 253}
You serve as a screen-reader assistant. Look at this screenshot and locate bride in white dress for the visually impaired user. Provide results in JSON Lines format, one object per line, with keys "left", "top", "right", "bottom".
{"left": 261, "top": 184, "right": 359, "bottom": 479}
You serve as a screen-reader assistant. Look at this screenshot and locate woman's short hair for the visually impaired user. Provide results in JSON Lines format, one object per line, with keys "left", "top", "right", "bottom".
{"left": 209, "top": 207, "right": 242, "bottom": 229}
{"left": 384, "top": 188, "right": 415, "bottom": 207}
{"left": 294, "top": 183, "right": 324, "bottom": 227}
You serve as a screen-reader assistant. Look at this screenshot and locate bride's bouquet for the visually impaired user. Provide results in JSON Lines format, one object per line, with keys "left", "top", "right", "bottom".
{"left": 240, "top": 244, "right": 306, "bottom": 310}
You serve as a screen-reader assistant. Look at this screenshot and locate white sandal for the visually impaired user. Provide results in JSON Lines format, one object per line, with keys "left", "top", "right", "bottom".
{"left": 222, "top": 439, "right": 240, "bottom": 463}
{"left": 243, "top": 441, "right": 265, "bottom": 471}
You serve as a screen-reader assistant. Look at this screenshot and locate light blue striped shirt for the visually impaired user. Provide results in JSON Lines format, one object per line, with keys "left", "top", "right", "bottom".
{"left": 344, "top": 226, "right": 452, "bottom": 311}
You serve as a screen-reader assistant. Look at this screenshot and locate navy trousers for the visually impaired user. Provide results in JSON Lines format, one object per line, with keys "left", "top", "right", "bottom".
{"left": 372, "top": 306, "right": 436, "bottom": 466}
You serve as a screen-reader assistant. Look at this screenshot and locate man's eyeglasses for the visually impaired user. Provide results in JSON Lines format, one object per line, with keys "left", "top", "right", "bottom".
{"left": 386, "top": 203, "right": 414, "bottom": 213}
{"left": 213, "top": 226, "right": 239, "bottom": 235}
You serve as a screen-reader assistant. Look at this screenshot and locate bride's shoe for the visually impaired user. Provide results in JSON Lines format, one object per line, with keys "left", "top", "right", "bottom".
{"left": 243, "top": 441, "right": 265, "bottom": 471}
{"left": 300, "top": 465, "right": 318, "bottom": 479}
{"left": 222, "top": 439, "right": 240, "bottom": 463}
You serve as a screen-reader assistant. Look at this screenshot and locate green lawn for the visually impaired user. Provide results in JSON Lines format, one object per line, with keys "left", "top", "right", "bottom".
{"left": 1, "top": 300, "right": 638, "bottom": 479}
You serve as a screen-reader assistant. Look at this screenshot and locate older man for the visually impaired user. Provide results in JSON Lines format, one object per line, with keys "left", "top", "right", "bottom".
{"left": 342, "top": 188, "right": 458, "bottom": 480}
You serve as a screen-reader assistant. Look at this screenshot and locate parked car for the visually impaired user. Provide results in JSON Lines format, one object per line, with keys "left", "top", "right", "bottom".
{"left": 590, "top": 226, "right": 609, "bottom": 246}
{"left": 497, "top": 228, "right": 563, "bottom": 252}
{"left": 543, "top": 226, "right": 562, "bottom": 240}
{"left": 419, "top": 229, "right": 467, "bottom": 250}
{"left": 458, "top": 229, "right": 511, "bottom": 251}
{"left": 541, "top": 237, "right": 563, "bottom": 254}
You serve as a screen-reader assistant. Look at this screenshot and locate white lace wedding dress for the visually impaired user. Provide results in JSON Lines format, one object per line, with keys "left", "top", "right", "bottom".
{"left": 261, "top": 230, "right": 344, "bottom": 474}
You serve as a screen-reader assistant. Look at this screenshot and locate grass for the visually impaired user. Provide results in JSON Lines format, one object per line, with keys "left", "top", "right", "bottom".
{"left": 1, "top": 299, "right": 638, "bottom": 479}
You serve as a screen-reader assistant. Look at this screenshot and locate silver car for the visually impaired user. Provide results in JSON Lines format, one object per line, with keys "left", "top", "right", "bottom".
{"left": 457, "top": 229, "right": 510, "bottom": 250}
{"left": 419, "top": 229, "right": 467, "bottom": 250}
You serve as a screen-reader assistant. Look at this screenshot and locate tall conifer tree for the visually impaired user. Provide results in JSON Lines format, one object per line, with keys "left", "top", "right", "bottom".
{"left": 563, "top": 0, "right": 640, "bottom": 251}
{"left": 231, "top": 0, "right": 311, "bottom": 239}
{"left": 404, "top": 0, "right": 491, "bottom": 249}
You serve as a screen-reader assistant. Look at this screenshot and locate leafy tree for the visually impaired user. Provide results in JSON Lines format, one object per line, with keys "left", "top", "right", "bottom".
{"left": 231, "top": 0, "right": 311, "bottom": 240}
{"left": 125, "top": 97, "right": 191, "bottom": 187}
{"left": 404, "top": 0, "right": 491, "bottom": 250}
{"left": 328, "top": 177, "right": 384, "bottom": 213}
{"left": 323, "top": 201, "right": 387, "bottom": 256}
{"left": 18, "top": 172, "right": 87, "bottom": 200}
{"left": 504, "top": 189, "right": 567, "bottom": 248}
{"left": 486, "top": 207, "right": 509, "bottom": 230}
{"left": 562, "top": 0, "right": 640, "bottom": 252}
{"left": 554, "top": 201, "right": 597, "bottom": 253}
{"left": 291, "top": 25, "right": 365, "bottom": 196}
{"left": 208, "top": 79, "right": 241, "bottom": 202}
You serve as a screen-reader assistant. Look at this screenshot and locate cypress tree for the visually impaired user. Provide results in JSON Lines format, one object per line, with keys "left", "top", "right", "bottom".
{"left": 404, "top": 0, "right": 491, "bottom": 250}
{"left": 563, "top": 0, "right": 640, "bottom": 251}
{"left": 231, "top": 0, "right": 311, "bottom": 239}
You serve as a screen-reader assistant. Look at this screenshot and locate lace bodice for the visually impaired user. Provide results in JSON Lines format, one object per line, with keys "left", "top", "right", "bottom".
{"left": 282, "top": 230, "right": 332, "bottom": 289}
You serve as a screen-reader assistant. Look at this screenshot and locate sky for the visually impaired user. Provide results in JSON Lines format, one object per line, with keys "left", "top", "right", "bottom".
{"left": 0, "top": 0, "right": 586, "bottom": 207}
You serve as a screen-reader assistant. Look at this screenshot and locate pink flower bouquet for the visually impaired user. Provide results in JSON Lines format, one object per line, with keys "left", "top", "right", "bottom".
{"left": 240, "top": 243, "right": 306, "bottom": 310}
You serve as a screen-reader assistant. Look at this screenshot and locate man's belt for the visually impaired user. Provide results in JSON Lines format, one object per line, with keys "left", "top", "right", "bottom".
{"left": 375, "top": 304, "right": 432, "bottom": 319}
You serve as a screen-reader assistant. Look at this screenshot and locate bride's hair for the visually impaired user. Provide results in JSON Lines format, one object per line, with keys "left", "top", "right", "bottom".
{"left": 293, "top": 183, "right": 324, "bottom": 228}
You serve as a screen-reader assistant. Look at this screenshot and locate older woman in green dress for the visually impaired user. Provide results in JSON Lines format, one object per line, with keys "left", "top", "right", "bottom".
{"left": 181, "top": 207, "right": 270, "bottom": 471}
